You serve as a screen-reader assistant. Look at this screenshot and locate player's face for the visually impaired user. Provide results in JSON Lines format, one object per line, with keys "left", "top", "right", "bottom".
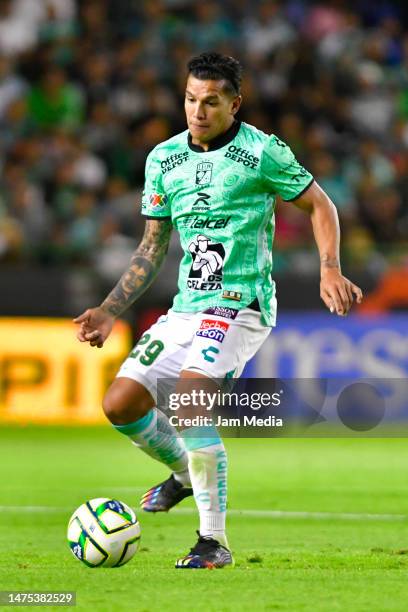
{"left": 185, "top": 76, "right": 241, "bottom": 147}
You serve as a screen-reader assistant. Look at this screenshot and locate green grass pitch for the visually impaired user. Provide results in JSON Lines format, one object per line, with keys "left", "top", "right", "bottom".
{"left": 1, "top": 426, "right": 408, "bottom": 611}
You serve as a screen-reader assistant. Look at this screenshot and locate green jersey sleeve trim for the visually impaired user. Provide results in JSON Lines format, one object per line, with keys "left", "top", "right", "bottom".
{"left": 281, "top": 177, "right": 315, "bottom": 202}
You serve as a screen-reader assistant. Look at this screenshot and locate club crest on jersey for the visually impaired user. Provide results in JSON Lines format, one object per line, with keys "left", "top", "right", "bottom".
{"left": 195, "top": 162, "right": 213, "bottom": 186}
{"left": 196, "top": 319, "right": 229, "bottom": 343}
{"left": 187, "top": 234, "right": 225, "bottom": 291}
{"left": 149, "top": 193, "right": 168, "bottom": 209}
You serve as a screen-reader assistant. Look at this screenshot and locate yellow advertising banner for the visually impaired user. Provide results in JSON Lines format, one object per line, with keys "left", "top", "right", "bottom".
{"left": 0, "top": 318, "right": 131, "bottom": 424}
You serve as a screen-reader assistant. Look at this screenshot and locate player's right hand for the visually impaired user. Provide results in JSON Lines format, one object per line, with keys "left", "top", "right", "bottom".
{"left": 73, "top": 307, "right": 115, "bottom": 348}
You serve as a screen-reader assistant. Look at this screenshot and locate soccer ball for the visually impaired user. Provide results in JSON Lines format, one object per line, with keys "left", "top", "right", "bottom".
{"left": 67, "top": 498, "right": 141, "bottom": 568}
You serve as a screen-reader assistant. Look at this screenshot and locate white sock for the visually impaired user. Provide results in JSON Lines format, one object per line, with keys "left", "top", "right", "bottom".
{"left": 183, "top": 428, "right": 228, "bottom": 548}
{"left": 113, "top": 408, "right": 191, "bottom": 486}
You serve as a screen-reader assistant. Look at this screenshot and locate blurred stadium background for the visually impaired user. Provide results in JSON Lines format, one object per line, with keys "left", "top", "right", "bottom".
{"left": 0, "top": 0, "right": 407, "bottom": 424}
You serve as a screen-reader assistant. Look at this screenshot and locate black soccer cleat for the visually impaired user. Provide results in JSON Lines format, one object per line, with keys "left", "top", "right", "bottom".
{"left": 140, "top": 474, "right": 193, "bottom": 512}
{"left": 175, "top": 531, "right": 234, "bottom": 569}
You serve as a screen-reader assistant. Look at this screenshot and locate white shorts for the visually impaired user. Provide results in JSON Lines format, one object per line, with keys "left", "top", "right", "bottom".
{"left": 117, "top": 307, "right": 271, "bottom": 402}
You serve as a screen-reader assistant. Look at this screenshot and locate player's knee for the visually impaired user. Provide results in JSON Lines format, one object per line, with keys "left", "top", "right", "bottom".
{"left": 102, "top": 388, "right": 145, "bottom": 425}
{"left": 102, "top": 388, "right": 129, "bottom": 424}
{"left": 102, "top": 382, "right": 153, "bottom": 425}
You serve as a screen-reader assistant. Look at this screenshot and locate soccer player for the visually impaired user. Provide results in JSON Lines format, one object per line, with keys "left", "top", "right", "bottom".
{"left": 74, "top": 52, "right": 363, "bottom": 569}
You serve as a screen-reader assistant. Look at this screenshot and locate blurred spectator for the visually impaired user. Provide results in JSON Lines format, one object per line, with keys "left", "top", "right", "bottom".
{"left": 0, "top": 98, "right": 33, "bottom": 153}
{"left": 358, "top": 185, "right": 404, "bottom": 244}
{"left": 343, "top": 138, "right": 396, "bottom": 200}
{"left": 80, "top": 52, "right": 113, "bottom": 105}
{"left": 66, "top": 190, "right": 99, "bottom": 260}
{"left": 82, "top": 101, "right": 123, "bottom": 159}
{"left": 0, "top": 0, "right": 38, "bottom": 56}
{"left": 70, "top": 139, "right": 107, "bottom": 191}
{"left": 0, "top": 56, "right": 26, "bottom": 119}
{"left": 343, "top": 225, "right": 387, "bottom": 275}
{"left": 0, "top": 159, "right": 49, "bottom": 260}
{"left": 190, "top": 2, "right": 236, "bottom": 52}
{"left": 27, "top": 66, "right": 84, "bottom": 130}
{"left": 243, "top": 1, "right": 295, "bottom": 61}
{"left": 38, "top": 1, "right": 78, "bottom": 44}
{"left": 311, "top": 151, "right": 355, "bottom": 219}
{"left": 349, "top": 61, "right": 395, "bottom": 136}
{"left": 94, "top": 213, "right": 137, "bottom": 284}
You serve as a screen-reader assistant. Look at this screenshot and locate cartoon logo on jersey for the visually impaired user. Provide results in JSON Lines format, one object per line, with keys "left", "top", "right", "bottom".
{"left": 195, "top": 162, "right": 213, "bottom": 186}
{"left": 149, "top": 193, "right": 168, "bottom": 209}
{"left": 187, "top": 235, "right": 225, "bottom": 291}
{"left": 196, "top": 319, "right": 229, "bottom": 343}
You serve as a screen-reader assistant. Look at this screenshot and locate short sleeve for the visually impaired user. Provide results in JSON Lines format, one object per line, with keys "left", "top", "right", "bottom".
{"left": 260, "top": 135, "right": 314, "bottom": 201}
{"left": 141, "top": 150, "right": 171, "bottom": 218}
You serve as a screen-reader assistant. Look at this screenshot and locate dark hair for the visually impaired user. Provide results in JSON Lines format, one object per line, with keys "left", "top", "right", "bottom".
{"left": 187, "top": 52, "right": 242, "bottom": 96}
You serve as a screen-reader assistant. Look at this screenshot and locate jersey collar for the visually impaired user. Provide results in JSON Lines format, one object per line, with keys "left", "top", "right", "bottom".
{"left": 187, "top": 120, "right": 241, "bottom": 152}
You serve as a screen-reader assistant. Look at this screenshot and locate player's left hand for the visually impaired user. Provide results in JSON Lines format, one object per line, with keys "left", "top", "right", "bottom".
{"left": 73, "top": 307, "right": 115, "bottom": 348}
{"left": 320, "top": 269, "right": 363, "bottom": 316}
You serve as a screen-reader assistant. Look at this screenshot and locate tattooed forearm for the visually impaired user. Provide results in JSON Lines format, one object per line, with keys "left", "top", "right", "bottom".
{"left": 101, "top": 256, "right": 155, "bottom": 317}
{"left": 320, "top": 255, "right": 340, "bottom": 269}
{"left": 100, "top": 219, "right": 172, "bottom": 317}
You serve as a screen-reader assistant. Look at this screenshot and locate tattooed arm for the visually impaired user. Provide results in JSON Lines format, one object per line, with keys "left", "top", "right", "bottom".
{"left": 74, "top": 219, "right": 172, "bottom": 347}
{"left": 292, "top": 181, "right": 363, "bottom": 315}
{"left": 101, "top": 219, "right": 172, "bottom": 316}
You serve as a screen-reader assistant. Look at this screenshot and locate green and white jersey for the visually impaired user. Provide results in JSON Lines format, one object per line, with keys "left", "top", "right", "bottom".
{"left": 141, "top": 121, "right": 313, "bottom": 326}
